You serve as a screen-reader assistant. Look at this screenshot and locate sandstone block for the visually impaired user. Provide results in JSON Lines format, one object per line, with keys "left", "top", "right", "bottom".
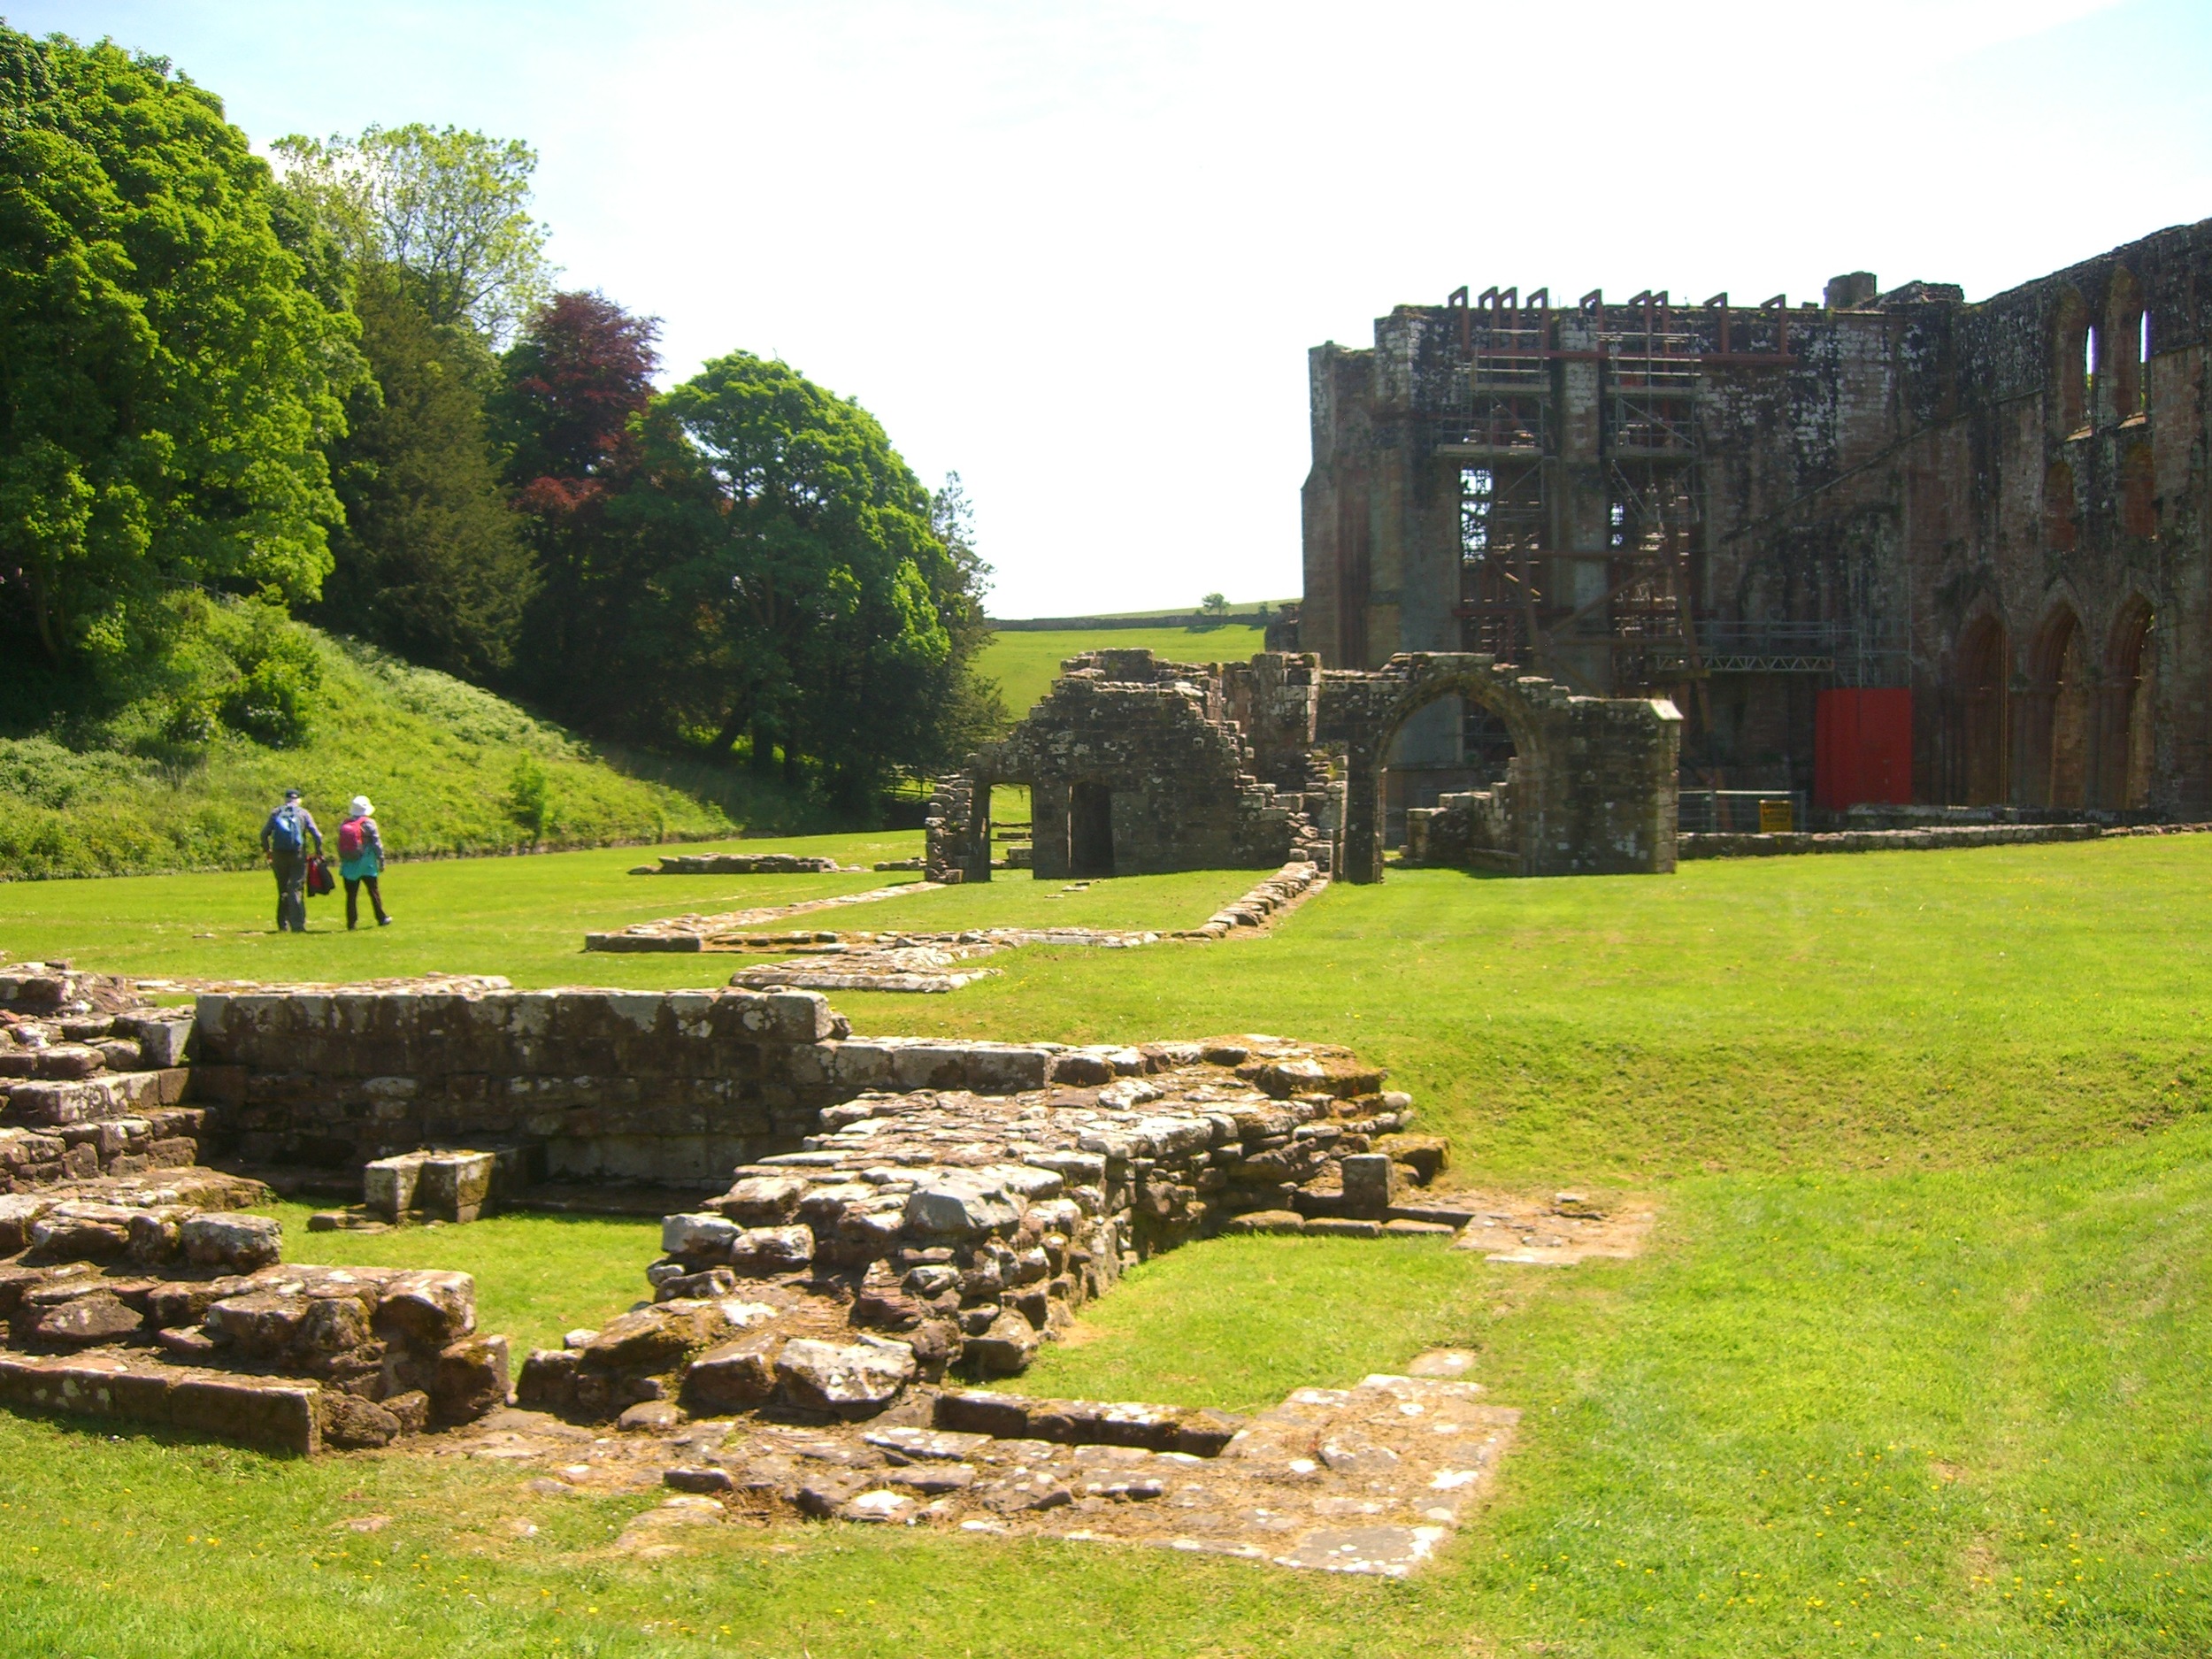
{"left": 434, "top": 1333, "right": 511, "bottom": 1424}
{"left": 933, "top": 1390, "right": 1028, "bottom": 1440}
{"left": 29, "top": 1207, "right": 133, "bottom": 1262}
{"left": 729, "top": 1224, "right": 813, "bottom": 1272}
{"left": 682, "top": 1333, "right": 782, "bottom": 1410}
{"left": 319, "top": 1390, "right": 403, "bottom": 1449}
{"left": 775, "top": 1336, "right": 917, "bottom": 1417}
{"left": 373, "top": 1271, "right": 478, "bottom": 1348}
{"left": 662, "top": 1212, "right": 740, "bottom": 1259}
{"left": 964, "top": 1309, "right": 1041, "bottom": 1376}
{"left": 31, "top": 1290, "right": 143, "bottom": 1346}
{"left": 0, "top": 1194, "right": 51, "bottom": 1255}
{"left": 515, "top": 1348, "right": 580, "bottom": 1411}
{"left": 585, "top": 1302, "right": 721, "bottom": 1372}
{"left": 180, "top": 1213, "right": 281, "bottom": 1272}
{"left": 417, "top": 1151, "right": 496, "bottom": 1223}
{"left": 362, "top": 1152, "right": 427, "bottom": 1221}
{"left": 717, "top": 1175, "right": 806, "bottom": 1225}
{"left": 206, "top": 1292, "right": 309, "bottom": 1358}
{"left": 1339, "top": 1153, "right": 1398, "bottom": 1217}
{"left": 168, "top": 1375, "right": 321, "bottom": 1455}
{"left": 903, "top": 1183, "right": 1018, "bottom": 1239}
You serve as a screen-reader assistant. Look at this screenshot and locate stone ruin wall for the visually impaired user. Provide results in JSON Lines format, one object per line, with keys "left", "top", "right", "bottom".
{"left": 183, "top": 986, "right": 1445, "bottom": 1398}
{"left": 928, "top": 649, "right": 1338, "bottom": 885}
{"left": 929, "top": 647, "right": 1680, "bottom": 884}
{"left": 1303, "top": 219, "right": 2212, "bottom": 816}
{"left": 0, "top": 966, "right": 511, "bottom": 1455}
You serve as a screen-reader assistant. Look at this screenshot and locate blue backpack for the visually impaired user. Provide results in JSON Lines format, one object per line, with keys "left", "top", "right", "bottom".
{"left": 269, "top": 804, "right": 303, "bottom": 854}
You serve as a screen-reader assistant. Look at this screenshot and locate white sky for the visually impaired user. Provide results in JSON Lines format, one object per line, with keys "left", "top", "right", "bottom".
{"left": 14, "top": 0, "right": 2209, "bottom": 616}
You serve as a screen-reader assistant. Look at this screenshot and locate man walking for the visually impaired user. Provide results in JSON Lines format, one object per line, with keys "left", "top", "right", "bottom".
{"left": 260, "top": 788, "right": 324, "bottom": 933}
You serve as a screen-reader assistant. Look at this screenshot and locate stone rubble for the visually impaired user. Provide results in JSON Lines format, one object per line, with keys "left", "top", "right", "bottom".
{"left": 716, "top": 862, "right": 1328, "bottom": 994}
{"left": 509, "top": 1034, "right": 1431, "bottom": 1429}
{"left": 448, "top": 1355, "right": 1517, "bottom": 1577}
{"left": 0, "top": 1207, "right": 511, "bottom": 1453}
{"left": 631, "top": 854, "right": 858, "bottom": 876}
{"left": 585, "top": 883, "right": 943, "bottom": 952}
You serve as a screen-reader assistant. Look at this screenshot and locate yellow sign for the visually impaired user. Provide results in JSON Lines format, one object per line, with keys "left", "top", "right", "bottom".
{"left": 1758, "top": 799, "right": 1794, "bottom": 833}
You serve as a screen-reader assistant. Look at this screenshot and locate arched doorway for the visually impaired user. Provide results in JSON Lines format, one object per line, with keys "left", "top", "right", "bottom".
{"left": 1953, "top": 616, "right": 2010, "bottom": 804}
{"left": 1317, "top": 651, "right": 1679, "bottom": 880}
{"left": 1384, "top": 695, "right": 1521, "bottom": 863}
{"left": 2108, "top": 600, "right": 2155, "bottom": 809}
{"left": 2031, "top": 608, "right": 2093, "bottom": 807}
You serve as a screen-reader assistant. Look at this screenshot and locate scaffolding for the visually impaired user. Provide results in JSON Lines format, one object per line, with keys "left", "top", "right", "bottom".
{"left": 1437, "top": 287, "right": 1814, "bottom": 703}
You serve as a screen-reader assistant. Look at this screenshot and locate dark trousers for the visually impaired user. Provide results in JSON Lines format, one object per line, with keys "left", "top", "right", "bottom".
{"left": 272, "top": 852, "right": 307, "bottom": 932}
{"left": 345, "top": 874, "right": 388, "bottom": 928}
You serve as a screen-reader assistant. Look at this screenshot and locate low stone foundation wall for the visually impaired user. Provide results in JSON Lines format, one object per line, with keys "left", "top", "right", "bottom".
{"left": 1681, "top": 824, "right": 2104, "bottom": 858}
{"left": 634, "top": 854, "right": 852, "bottom": 876}
{"left": 188, "top": 986, "right": 1406, "bottom": 1190}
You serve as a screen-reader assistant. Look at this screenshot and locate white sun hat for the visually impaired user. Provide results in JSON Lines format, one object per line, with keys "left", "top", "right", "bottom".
{"left": 350, "top": 795, "right": 373, "bottom": 818}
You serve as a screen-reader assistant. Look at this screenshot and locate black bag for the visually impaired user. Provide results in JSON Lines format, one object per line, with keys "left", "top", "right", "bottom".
{"left": 306, "top": 855, "right": 335, "bottom": 896}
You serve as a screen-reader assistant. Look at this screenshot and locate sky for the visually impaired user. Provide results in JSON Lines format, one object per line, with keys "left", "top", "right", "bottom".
{"left": 13, "top": 0, "right": 2210, "bottom": 618}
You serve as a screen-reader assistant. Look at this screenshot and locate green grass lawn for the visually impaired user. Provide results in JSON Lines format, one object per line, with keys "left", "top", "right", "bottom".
{"left": 976, "top": 625, "right": 1269, "bottom": 722}
{"left": 5, "top": 835, "right": 2212, "bottom": 1654}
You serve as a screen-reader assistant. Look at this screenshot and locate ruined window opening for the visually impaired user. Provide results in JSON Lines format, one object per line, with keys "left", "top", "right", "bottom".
{"left": 1459, "top": 467, "right": 1493, "bottom": 559}
{"left": 2085, "top": 325, "right": 2099, "bottom": 423}
{"left": 1068, "top": 781, "right": 1115, "bottom": 878}
{"left": 2139, "top": 311, "right": 2152, "bottom": 411}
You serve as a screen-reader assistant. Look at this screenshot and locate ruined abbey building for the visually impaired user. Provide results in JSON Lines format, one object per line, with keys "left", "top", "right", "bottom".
{"left": 1298, "top": 219, "right": 2212, "bottom": 821}
{"left": 926, "top": 648, "right": 1678, "bottom": 882}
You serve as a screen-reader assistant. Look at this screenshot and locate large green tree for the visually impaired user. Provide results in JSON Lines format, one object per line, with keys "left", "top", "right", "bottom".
{"left": 312, "top": 265, "right": 535, "bottom": 678}
{"left": 649, "top": 352, "right": 970, "bottom": 807}
{"left": 272, "top": 124, "right": 553, "bottom": 347}
{"left": 0, "top": 27, "right": 357, "bottom": 674}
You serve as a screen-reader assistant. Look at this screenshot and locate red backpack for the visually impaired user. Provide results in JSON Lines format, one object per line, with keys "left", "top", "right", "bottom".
{"left": 337, "top": 818, "right": 366, "bottom": 860}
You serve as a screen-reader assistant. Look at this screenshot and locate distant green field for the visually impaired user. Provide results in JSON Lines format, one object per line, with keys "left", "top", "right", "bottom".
{"left": 977, "top": 625, "right": 1269, "bottom": 723}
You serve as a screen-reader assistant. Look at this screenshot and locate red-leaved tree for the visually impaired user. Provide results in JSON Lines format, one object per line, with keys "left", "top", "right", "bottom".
{"left": 495, "top": 291, "right": 672, "bottom": 719}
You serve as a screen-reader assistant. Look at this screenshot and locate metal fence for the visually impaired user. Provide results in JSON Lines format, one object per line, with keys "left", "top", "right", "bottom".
{"left": 1678, "top": 788, "right": 1808, "bottom": 834}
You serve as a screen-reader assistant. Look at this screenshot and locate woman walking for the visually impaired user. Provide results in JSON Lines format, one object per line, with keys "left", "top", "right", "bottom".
{"left": 337, "top": 795, "right": 393, "bottom": 929}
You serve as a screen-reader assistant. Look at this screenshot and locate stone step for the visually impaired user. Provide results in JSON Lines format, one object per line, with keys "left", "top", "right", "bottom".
{"left": 0, "top": 1352, "right": 324, "bottom": 1455}
{"left": 5, "top": 1069, "right": 189, "bottom": 1127}
{"left": 934, "top": 1389, "right": 1245, "bottom": 1455}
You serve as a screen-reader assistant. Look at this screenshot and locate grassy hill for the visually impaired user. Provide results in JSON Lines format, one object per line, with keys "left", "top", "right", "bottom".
{"left": 978, "top": 623, "right": 1270, "bottom": 723}
{"left": 0, "top": 626, "right": 741, "bottom": 879}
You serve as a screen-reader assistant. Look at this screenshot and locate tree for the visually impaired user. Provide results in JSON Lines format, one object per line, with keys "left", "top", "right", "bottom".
{"left": 648, "top": 353, "right": 959, "bottom": 806}
{"left": 1201, "top": 592, "right": 1229, "bottom": 619}
{"left": 273, "top": 124, "right": 553, "bottom": 345}
{"left": 493, "top": 290, "right": 665, "bottom": 718}
{"left": 0, "top": 27, "right": 357, "bottom": 675}
{"left": 313, "top": 265, "right": 535, "bottom": 678}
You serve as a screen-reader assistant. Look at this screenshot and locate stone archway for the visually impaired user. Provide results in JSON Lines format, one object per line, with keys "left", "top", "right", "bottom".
{"left": 1317, "top": 653, "right": 1680, "bottom": 882}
